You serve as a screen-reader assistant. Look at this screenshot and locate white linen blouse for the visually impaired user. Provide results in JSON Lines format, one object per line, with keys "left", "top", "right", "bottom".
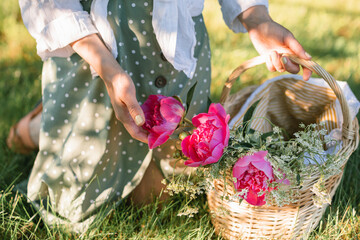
{"left": 19, "top": 0, "right": 268, "bottom": 78}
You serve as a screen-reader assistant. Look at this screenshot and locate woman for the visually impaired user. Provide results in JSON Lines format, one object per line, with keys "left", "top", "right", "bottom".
{"left": 10, "top": 0, "right": 311, "bottom": 232}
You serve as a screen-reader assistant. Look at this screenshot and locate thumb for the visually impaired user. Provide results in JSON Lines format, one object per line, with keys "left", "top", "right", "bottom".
{"left": 124, "top": 95, "right": 145, "bottom": 127}
{"left": 284, "top": 33, "right": 311, "bottom": 60}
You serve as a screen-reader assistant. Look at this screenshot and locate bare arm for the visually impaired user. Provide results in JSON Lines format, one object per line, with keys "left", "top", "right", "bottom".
{"left": 238, "top": 6, "right": 312, "bottom": 80}
{"left": 70, "top": 34, "right": 148, "bottom": 143}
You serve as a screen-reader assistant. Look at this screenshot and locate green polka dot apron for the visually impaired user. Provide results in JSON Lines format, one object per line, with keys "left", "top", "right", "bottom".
{"left": 23, "top": 0, "right": 211, "bottom": 232}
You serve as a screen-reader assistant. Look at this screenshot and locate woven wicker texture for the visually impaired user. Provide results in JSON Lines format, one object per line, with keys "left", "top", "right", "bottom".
{"left": 208, "top": 55, "right": 359, "bottom": 239}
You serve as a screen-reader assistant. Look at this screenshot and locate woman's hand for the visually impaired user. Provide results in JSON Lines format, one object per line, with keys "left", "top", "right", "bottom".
{"left": 71, "top": 34, "right": 148, "bottom": 143}
{"left": 238, "top": 6, "right": 312, "bottom": 80}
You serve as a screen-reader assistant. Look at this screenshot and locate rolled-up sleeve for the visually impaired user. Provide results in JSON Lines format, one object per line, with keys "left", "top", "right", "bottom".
{"left": 19, "top": 0, "right": 98, "bottom": 60}
{"left": 218, "top": 0, "right": 269, "bottom": 33}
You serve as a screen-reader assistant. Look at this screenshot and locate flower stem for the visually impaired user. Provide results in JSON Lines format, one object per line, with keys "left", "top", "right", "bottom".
{"left": 183, "top": 117, "right": 193, "bottom": 126}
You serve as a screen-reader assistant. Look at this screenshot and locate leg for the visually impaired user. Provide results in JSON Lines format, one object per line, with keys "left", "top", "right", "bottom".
{"left": 129, "top": 159, "right": 169, "bottom": 206}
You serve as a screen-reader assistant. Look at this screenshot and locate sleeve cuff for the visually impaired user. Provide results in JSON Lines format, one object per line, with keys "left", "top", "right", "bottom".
{"left": 37, "top": 11, "right": 98, "bottom": 60}
{"left": 220, "top": 0, "right": 269, "bottom": 33}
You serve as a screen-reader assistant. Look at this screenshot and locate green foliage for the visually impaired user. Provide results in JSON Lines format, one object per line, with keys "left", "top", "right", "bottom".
{"left": 0, "top": 0, "right": 359, "bottom": 239}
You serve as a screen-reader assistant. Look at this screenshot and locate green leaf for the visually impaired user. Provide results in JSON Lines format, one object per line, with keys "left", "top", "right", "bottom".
{"left": 243, "top": 99, "right": 261, "bottom": 136}
{"left": 206, "top": 96, "right": 213, "bottom": 110}
{"left": 243, "top": 99, "right": 261, "bottom": 124}
{"left": 186, "top": 81, "right": 198, "bottom": 114}
{"left": 261, "top": 131, "right": 274, "bottom": 141}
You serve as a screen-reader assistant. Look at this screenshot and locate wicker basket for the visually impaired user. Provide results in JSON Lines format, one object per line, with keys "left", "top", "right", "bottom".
{"left": 207, "top": 55, "right": 359, "bottom": 240}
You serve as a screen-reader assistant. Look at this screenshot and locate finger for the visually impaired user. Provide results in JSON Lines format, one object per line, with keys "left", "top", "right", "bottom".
{"left": 265, "top": 54, "right": 276, "bottom": 72}
{"left": 123, "top": 93, "right": 145, "bottom": 127}
{"left": 284, "top": 33, "right": 311, "bottom": 60}
{"left": 270, "top": 51, "right": 285, "bottom": 72}
{"left": 123, "top": 121, "right": 149, "bottom": 143}
{"left": 302, "top": 67, "right": 312, "bottom": 81}
{"left": 113, "top": 103, "right": 149, "bottom": 143}
{"left": 281, "top": 56, "right": 300, "bottom": 74}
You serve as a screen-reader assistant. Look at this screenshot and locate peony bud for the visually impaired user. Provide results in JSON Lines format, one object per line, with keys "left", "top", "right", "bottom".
{"left": 179, "top": 132, "right": 189, "bottom": 140}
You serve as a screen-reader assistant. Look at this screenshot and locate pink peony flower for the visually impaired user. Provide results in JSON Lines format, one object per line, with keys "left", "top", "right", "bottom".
{"left": 141, "top": 95, "right": 185, "bottom": 149}
{"left": 182, "top": 103, "right": 230, "bottom": 167}
{"left": 232, "top": 150, "right": 274, "bottom": 206}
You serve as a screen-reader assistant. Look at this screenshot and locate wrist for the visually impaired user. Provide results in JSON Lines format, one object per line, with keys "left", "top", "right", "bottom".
{"left": 238, "top": 5, "right": 272, "bottom": 32}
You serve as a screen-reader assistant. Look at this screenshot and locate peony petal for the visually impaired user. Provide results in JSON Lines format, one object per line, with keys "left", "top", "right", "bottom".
{"left": 148, "top": 131, "right": 170, "bottom": 149}
{"left": 184, "top": 159, "right": 201, "bottom": 167}
{"left": 160, "top": 97, "right": 185, "bottom": 123}
{"left": 245, "top": 189, "right": 266, "bottom": 206}
{"left": 208, "top": 103, "right": 227, "bottom": 119}
{"left": 250, "top": 151, "right": 274, "bottom": 180}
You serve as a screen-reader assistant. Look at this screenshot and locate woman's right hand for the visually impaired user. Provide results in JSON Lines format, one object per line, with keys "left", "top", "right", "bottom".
{"left": 103, "top": 71, "right": 148, "bottom": 143}
{"left": 70, "top": 34, "right": 148, "bottom": 143}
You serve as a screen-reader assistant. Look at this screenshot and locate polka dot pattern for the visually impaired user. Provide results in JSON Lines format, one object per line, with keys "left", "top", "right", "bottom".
{"left": 25, "top": 0, "right": 211, "bottom": 232}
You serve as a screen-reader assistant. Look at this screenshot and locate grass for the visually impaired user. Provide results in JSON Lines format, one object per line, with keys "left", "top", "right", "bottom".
{"left": 0, "top": 0, "right": 359, "bottom": 239}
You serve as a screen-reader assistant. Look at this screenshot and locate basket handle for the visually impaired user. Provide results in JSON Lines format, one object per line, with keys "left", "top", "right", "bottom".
{"left": 219, "top": 54, "right": 356, "bottom": 141}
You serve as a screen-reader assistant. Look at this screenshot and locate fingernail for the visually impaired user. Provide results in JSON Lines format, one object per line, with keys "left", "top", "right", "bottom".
{"left": 135, "top": 115, "right": 144, "bottom": 126}
{"left": 281, "top": 57, "right": 288, "bottom": 65}
{"left": 305, "top": 52, "right": 312, "bottom": 59}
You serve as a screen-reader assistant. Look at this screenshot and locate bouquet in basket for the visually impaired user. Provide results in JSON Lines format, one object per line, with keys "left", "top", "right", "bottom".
{"left": 141, "top": 87, "right": 343, "bottom": 212}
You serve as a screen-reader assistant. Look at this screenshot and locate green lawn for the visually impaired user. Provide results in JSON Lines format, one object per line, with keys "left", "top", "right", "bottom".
{"left": 1, "top": 0, "right": 359, "bottom": 239}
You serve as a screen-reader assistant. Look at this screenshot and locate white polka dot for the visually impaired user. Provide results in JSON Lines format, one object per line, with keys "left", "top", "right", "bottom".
{"left": 43, "top": 151, "right": 48, "bottom": 155}
{"left": 108, "top": 11, "right": 112, "bottom": 15}
{"left": 95, "top": 129, "right": 100, "bottom": 133}
{"left": 90, "top": 145, "right": 94, "bottom": 150}
{"left": 50, "top": 116, "right": 54, "bottom": 121}
{"left": 146, "top": 42, "right": 151, "bottom": 47}
{"left": 136, "top": 83, "right": 141, "bottom": 87}
{"left": 129, "top": 19, "right": 133, "bottom": 24}
{"left": 73, "top": 158, "right": 78, "bottom": 163}
{"left": 144, "top": 2, "right": 148, "bottom": 6}
{"left": 93, "top": 99, "right": 97, "bottom": 103}
{"left": 157, "top": 148, "right": 162, "bottom": 152}
{"left": 102, "top": 178, "right": 107, "bottom": 182}
{"left": 95, "top": 113, "right": 99, "bottom": 118}
{"left": 95, "top": 189, "right": 99, "bottom": 193}
{"left": 129, "top": 139, "right": 134, "bottom": 143}
{"left": 100, "top": 93, "right": 104, "bottom": 97}
{"left": 131, "top": 50, "right": 136, "bottom": 54}
{"left": 128, "top": 157, "right": 133, "bottom": 161}
{"left": 72, "top": 73, "right": 75, "bottom": 77}
{"left": 57, "top": 129, "right": 61, "bottom": 133}
{"left": 131, "top": 3, "right": 136, "bottom": 7}
{"left": 139, "top": 142, "right": 144, "bottom": 146}
{"left": 83, "top": 65, "right": 88, "bottom": 70}
{"left": 127, "top": 169, "right": 132, "bottom": 173}
{"left": 118, "top": 131, "right": 123, "bottom": 136}
{"left": 115, "top": 151, "right": 118, "bottom": 155}
{"left": 150, "top": 70, "right": 154, "bottom": 74}
{"left": 138, "top": 160, "right": 142, "bottom": 164}
{"left": 149, "top": 81, "right": 153, "bottom": 85}
{"left": 135, "top": 61, "right": 139, "bottom": 65}
{"left": 142, "top": 55, "right": 147, "bottom": 60}
{"left": 90, "top": 200, "right": 94, "bottom": 204}
{"left": 116, "top": 192, "right": 120, "bottom": 196}
{"left": 122, "top": 151, "right": 127, "bottom": 155}
{"left": 81, "top": 151, "right": 85, "bottom": 155}
{"left": 118, "top": 168, "right": 122, "bottom": 172}
{"left": 152, "top": 51, "right": 156, "bottom": 56}
{"left": 179, "top": 84, "right": 183, "bottom": 88}
{"left": 87, "top": 160, "right": 92, "bottom": 165}
{"left": 84, "top": 172, "right": 89, "bottom": 177}
{"left": 119, "top": 42, "right": 124, "bottom": 47}
{"left": 65, "top": 93, "right": 69, "bottom": 98}
{"left": 118, "top": 141, "right": 122, "bottom": 146}
{"left": 141, "top": 19, "right": 145, "bottom": 24}
{"left": 133, "top": 37, "right": 137, "bottom": 41}
{"left": 140, "top": 74, "right": 145, "bottom": 78}
{"left": 142, "top": 31, "right": 146, "bottom": 35}
{"left": 157, "top": 89, "right": 162, "bottom": 94}
{"left": 118, "top": 4, "right": 121, "bottom": 8}
{"left": 57, "top": 67, "right": 61, "bottom": 71}
{"left": 67, "top": 110, "right": 72, "bottom": 115}
{"left": 159, "top": 63, "right": 162, "bottom": 68}
{"left": 74, "top": 87, "right": 78, "bottom": 92}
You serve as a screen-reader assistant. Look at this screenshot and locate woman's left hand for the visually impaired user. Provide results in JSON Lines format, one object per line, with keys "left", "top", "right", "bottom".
{"left": 238, "top": 5, "right": 312, "bottom": 80}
